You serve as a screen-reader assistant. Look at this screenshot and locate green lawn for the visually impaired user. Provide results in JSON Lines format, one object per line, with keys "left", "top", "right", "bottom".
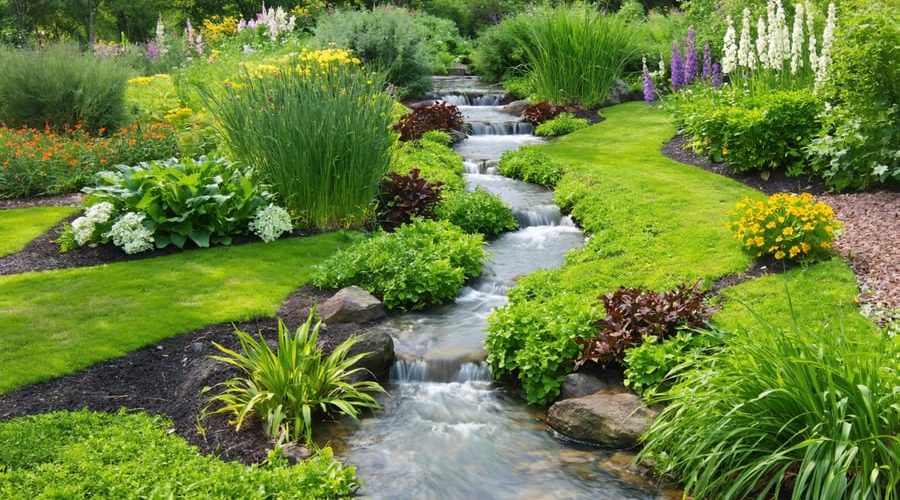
{"left": 0, "top": 232, "right": 350, "bottom": 394}
{"left": 0, "top": 206, "right": 76, "bottom": 257}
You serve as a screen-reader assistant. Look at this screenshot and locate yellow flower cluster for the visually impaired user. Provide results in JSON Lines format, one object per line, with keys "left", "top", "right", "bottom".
{"left": 202, "top": 16, "right": 238, "bottom": 43}
{"left": 127, "top": 74, "right": 171, "bottom": 86}
{"left": 727, "top": 192, "right": 842, "bottom": 262}
{"left": 241, "top": 49, "right": 362, "bottom": 80}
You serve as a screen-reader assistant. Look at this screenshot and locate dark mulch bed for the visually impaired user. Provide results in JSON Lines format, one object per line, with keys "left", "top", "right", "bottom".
{"left": 662, "top": 135, "right": 828, "bottom": 195}
{"left": 0, "top": 216, "right": 318, "bottom": 276}
{"left": 0, "top": 193, "right": 83, "bottom": 209}
{"left": 0, "top": 286, "right": 371, "bottom": 465}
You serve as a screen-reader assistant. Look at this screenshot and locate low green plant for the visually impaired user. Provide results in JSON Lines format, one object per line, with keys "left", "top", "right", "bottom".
{"left": 205, "top": 311, "right": 384, "bottom": 443}
{"left": 622, "top": 328, "right": 726, "bottom": 396}
{"left": 0, "top": 43, "right": 129, "bottom": 134}
{"left": 498, "top": 146, "right": 566, "bottom": 187}
{"left": 392, "top": 134, "right": 466, "bottom": 193}
{"left": 206, "top": 55, "right": 395, "bottom": 230}
{"left": 313, "top": 7, "right": 432, "bottom": 97}
{"left": 437, "top": 188, "right": 519, "bottom": 236}
{"left": 534, "top": 112, "right": 589, "bottom": 137}
{"left": 314, "top": 219, "right": 485, "bottom": 310}
{"left": 516, "top": 5, "right": 640, "bottom": 107}
{"left": 639, "top": 323, "right": 899, "bottom": 499}
{"left": 0, "top": 410, "right": 359, "bottom": 498}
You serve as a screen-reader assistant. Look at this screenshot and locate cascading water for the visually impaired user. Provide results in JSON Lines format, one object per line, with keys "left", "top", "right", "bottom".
{"left": 320, "top": 77, "right": 661, "bottom": 499}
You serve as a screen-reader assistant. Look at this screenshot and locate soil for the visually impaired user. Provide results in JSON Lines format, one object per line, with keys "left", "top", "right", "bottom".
{"left": 0, "top": 286, "right": 376, "bottom": 465}
{"left": 0, "top": 216, "right": 319, "bottom": 276}
{"left": 0, "top": 192, "right": 83, "bottom": 209}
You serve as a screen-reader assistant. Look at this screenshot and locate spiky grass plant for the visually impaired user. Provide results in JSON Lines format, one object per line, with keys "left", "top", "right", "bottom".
{"left": 639, "top": 320, "right": 899, "bottom": 499}
{"left": 206, "top": 56, "right": 395, "bottom": 230}
{"left": 204, "top": 311, "right": 384, "bottom": 443}
{"left": 517, "top": 6, "right": 640, "bottom": 108}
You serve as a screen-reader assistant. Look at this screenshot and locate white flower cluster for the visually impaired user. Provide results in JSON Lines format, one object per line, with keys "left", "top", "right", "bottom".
{"left": 104, "top": 212, "right": 154, "bottom": 254}
{"left": 816, "top": 3, "right": 837, "bottom": 90}
{"left": 738, "top": 8, "right": 756, "bottom": 70}
{"left": 722, "top": 15, "right": 738, "bottom": 74}
{"left": 249, "top": 204, "right": 292, "bottom": 243}
{"left": 70, "top": 202, "right": 115, "bottom": 246}
{"left": 238, "top": 4, "right": 297, "bottom": 41}
{"left": 790, "top": 3, "right": 805, "bottom": 74}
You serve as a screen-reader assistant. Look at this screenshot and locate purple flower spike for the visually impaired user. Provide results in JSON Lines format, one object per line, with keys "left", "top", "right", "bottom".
{"left": 671, "top": 40, "right": 684, "bottom": 90}
{"left": 684, "top": 27, "right": 698, "bottom": 84}
{"left": 146, "top": 41, "right": 159, "bottom": 60}
{"left": 642, "top": 64, "right": 656, "bottom": 104}
{"left": 711, "top": 62, "right": 723, "bottom": 89}
{"left": 702, "top": 42, "right": 713, "bottom": 80}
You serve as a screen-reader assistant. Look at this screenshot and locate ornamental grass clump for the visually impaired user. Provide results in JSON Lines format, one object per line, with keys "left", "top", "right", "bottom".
{"left": 206, "top": 50, "right": 395, "bottom": 230}
{"left": 728, "top": 193, "right": 841, "bottom": 262}
{"left": 204, "top": 311, "right": 384, "bottom": 444}
{"left": 639, "top": 323, "right": 899, "bottom": 499}
{"left": 516, "top": 5, "right": 640, "bottom": 107}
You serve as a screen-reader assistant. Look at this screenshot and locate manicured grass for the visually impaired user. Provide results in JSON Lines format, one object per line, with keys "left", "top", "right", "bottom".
{"left": 0, "top": 410, "right": 357, "bottom": 498}
{"left": 0, "top": 233, "right": 350, "bottom": 394}
{"left": 0, "top": 206, "right": 76, "bottom": 257}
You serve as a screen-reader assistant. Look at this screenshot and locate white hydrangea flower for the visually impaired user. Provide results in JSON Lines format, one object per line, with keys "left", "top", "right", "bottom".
{"left": 790, "top": 2, "right": 805, "bottom": 74}
{"left": 105, "top": 212, "right": 154, "bottom": 254}
{"left": 84, "top": 202, "right": 115, "bottom": 225}
{"left": 738, "top": 9, "right": 756, "bottom": 69}
{"left": 757, "top": 17, "right": 770, "bottom": 69}
{"left": 69, "top": 202, "right": 117, "bottom": 247}
{"left": 249, "top": 204, "right": 292, "bottom": 243}
{"left": 806, "top": 1, "right": 818, "bottom": 72}
{"left": 722, "top": 15, "right": 738, "bottom": 74}
{"left": 71, "top": 217, "right": 95, "bottom": 246}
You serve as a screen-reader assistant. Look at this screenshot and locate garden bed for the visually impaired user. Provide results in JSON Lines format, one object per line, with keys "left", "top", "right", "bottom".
{"left": 0, "top": 286, "right": 376, "bottom": 465}
{"left": 0, "top": 193, "right": 83, "bottom": 210}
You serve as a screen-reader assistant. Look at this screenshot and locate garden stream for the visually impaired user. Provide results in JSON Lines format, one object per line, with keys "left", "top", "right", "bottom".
{"left": 318, "top": 77, "right": 662, "bottom": 499}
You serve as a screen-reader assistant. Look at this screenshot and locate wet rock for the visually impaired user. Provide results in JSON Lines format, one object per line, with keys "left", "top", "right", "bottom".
{"left": 547, "top": 391, "right": 658, "bottom": 447}
{"left": 346, "top": 330, "right": 394, "bottom": 382}
{"left": 318, "top": 286, "right": 385, "bottom": 325}
{"left": 280, "top": 443, "right": 311, "bottom": 464}
{"left": 448, "top": 129, "right": 468, "bottom": 144}
{"left": 501, "top": 99, "right": 530, "bottom": 117}
{"left": 560, "top": 373, "right": 608, "bottom": 399}
{"left": 448, "top": 63, "right": 468, "bottom": 76}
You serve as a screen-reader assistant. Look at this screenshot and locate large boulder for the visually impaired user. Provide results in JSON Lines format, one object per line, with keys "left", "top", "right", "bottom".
{"left": 318, "top": 286, "right": 386, "bottom": 325}
{"left": 346, "top": 330, "right": 394, "bottom": 382}
{"left": 501, "top": 99, "right": 530, "bottom": 117}
{"left": 546, "top": 391, "right": 658, "bottom": 447}
{"left": 560, "top": 372, "right": 608, "bottom": 399}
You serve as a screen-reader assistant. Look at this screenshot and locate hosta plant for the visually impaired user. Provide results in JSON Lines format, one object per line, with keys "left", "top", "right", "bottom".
{"left": 728, "top": 193, "right": 841, "bottom": 262}
{"left": 378, "top": 168, "right": 443, "bottom": 230}
{"left": 575, "top": 280, "right": 716, "bottom": 369}
{"left": 394, "top": 103, "right": 464, "bottom": 142}
{"left": 204, "top": 311, "right": 384, "bottom": 443}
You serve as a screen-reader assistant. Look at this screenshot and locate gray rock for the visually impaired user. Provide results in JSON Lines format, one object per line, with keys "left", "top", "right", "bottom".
{"left": 319, "top": 286, "right": 385, "bottom": 325}
{"left": 560, "top": 372, "right": 608, "bottom": 399}
{"left": 346, "top": 330, "right": 394, "bottom": 382}
{"left": 501, "top": 99, "right": 530, "bottom": 117}
{"left": 448, "top": 129, "right": 468, "bottom": 144}
{"left": 280, "top": 443, "right": 311, "bottom": 464}
{"left": 546, "top": 391, "right": 658, "bottom": 447}
{"left": 448, "top": 63, "right": 468, "bottom": 76}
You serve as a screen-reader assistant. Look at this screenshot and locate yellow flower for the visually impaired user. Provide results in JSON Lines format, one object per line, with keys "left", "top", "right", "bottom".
{"left": 800, "top": 242, "right": 810, "bottom": 253}
{"left": 782, "top": 227, "right": 794, "bottom": 236}
{"left": 789, "top": 246, "right": 800, "bottom": 258}
{"left": 754, "top": 236, "right": 765, "bottom": 247}
{"left": 774, "top": 251, "right": 786, "bottom": 260}
{"left": 766, "top": 221, "right": 776, "bottom": 229}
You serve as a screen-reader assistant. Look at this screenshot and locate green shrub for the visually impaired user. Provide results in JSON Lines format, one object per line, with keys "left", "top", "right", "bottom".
{"left": 419, "top": 0, "right": 526, "bottom": 38}
{"left": 412, "top": 11, "right": 468, "bottom": 75}
{"left": 471, "top": 14, "right": 531, "bottom": 82}
{"left": 437, "top": 188, "right": 519, "bottom": 236}
{"left": 498, "top": 146, "right": 566, "bottom": 187}
{"left": 516, "top": 6, "right": 640, "bottom": 107}
{"left": 622, "top": 328, "right": 726, "bottom": 396}
{"left": 0, "top": 44, "right": 129, "bottom": 134}
{"left": 639, "top": 324, "right": 899, "bottom": 499}
{"left": 0, "top": 410, "right": 358, "bottom": 499}
{"left": 314, "top": 219, "right": 485, "bottom": 310}
{"left": 675, "top": 89, "right": 823, "bottom": 174}
{"left": 534, "top": 112, "right": 589, "bottom": 137}
{"left": 206, "top": 56, "right": 395, "bottom": 230}
{"left": 313, "top": 7, "right": 432, "bottom": 97}
{"left": 60, "top": 157, "right": 289, "bottom": 254}
{"left": 205, "top": 312, "right": 384, "bottom": 443}
{"left": 806, "top": 0, "right": 900, "bottom": 191}
{"left": 392, "top": 135, "right": 466, "bottom": 193}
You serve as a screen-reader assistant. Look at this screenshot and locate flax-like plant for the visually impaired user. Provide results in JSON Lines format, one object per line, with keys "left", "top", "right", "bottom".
{"left": 204, "top": 311, "right": 385, "bottom": 443}
{"left": 517, "top": 6, "right": 640, "bottom": 108}
{"left": 638, "top": 321, "right": 899, "bottom": 499}
{"left": 205, "top": 58, "right": 395, "bottom": 230}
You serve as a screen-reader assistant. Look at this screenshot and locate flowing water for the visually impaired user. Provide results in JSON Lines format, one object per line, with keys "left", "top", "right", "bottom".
{"left": 319, "top": 78, "right": 663, "bottom": 499}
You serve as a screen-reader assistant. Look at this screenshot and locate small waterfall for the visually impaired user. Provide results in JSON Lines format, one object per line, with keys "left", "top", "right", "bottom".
{"left": 390, "top": 359, "right": 493, "bottom": 383}
{"left": 463, "top": 160, "right": 500, "bottom": 175}
{"left": 513, "top": 205, "right": 564, "bottom": 227}
{"left": 442, "top": 94, "right": 504, "bottom": 106}
{"left": 465, "top": 122, "right": 534, "bottom": 136}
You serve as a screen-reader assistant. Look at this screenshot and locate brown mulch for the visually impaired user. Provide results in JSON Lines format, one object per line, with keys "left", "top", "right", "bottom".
{"left": 817, "top": 191, "right": 900, "bottom": 312}
{"left": 0, "top": 193, "right": 84, "bottom": 209}
{"left": 0, "top": 286, "right": 371, "bottom": 465}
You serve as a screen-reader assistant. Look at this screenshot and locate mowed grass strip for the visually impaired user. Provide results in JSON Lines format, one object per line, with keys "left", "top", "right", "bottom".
{"left": 0, "top": 206, "right": 76, "bottom": 257}
{"left": 0, "top": 232, "right": 349, "bottom": 394}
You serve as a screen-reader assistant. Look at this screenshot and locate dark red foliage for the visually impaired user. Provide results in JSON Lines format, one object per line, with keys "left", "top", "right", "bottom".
{"left": 378, "top": 168, "right": 443, "bottom": 230}
{"left": 393, "top": 103, "right": 464, "bottom": 142}
{"left": 522, "top": 102, "right": 564, "bottom": 125}
{"left": 575, "top": 280, "right": 718, "bottom": 369}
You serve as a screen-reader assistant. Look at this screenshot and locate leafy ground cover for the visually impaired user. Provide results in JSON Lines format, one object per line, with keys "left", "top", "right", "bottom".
{"left": 0, "top": 207, "right": 75, "bottom": 257}
{"left": 0, "top": 232, "right": 349, "bottom": 394}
